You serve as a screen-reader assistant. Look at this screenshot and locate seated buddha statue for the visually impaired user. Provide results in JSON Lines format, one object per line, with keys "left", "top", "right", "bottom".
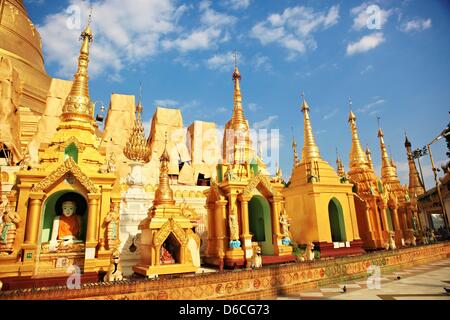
{"left": 49, "top": 200, "right": 81, "bottom": 252}
{"left": 160, "top": 243, "right": 175, "bottom": 264}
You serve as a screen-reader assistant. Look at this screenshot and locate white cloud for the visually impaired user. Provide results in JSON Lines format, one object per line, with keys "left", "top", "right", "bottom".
{"left": 357, "top": 98, "right": 386, "bottom": 114}
{"left": 323, "top": 108, "right": 339, "bottom": 120}
{"left": 361, "top": 64, "right": 374, "bottom": 75}
{"left": 216, "top": 107, "right": 228, "bottom": 113}
{"left": 38, "top": 0, "right": 182, "bottom": 78}
{"left": 400, "top": 18, "right": 432, "bottom": 32}
{"left": 252, "top": 54, "right": 272, "bottom": 72}
{"left": 253, "top": 115, "right": 279, "bottom": 129}
{"left": 206, "top": 51, "right": 242, "bottom": 72}
{"left": 248, "top": 103, "right": 259, "bottom": 112}
{"left": 250, "top": 5, "right": 340, "bottom": 58}
{"left": 155, "top": 99, "right": 179, "bottom": 108}
{"left": 346, "top": 32, "right": 385, "bottom": 56}
{"left": 225, "top": 0, "right": 251, "bottom": 10}
{"left": 350, "top": 3, "right": 393, "bottom": 31}
{"left": 162, "top": 1, "right": 236, "bottom": 53}
{"left": 394, "top": 158, "right": 447, "bottom": 189}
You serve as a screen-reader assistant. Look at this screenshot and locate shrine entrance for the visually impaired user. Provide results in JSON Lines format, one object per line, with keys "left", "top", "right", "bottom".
{"left": 160, "top": 233, "right": 180, "bottom": 265}
{"left": 248, "top": 195, "right": 274, "bottom": 255}
{"left": 328, "top": 198, "right": 346, "bottom": 242}
{"left": 41, "top": 191, "right": 88, "bottom": 244}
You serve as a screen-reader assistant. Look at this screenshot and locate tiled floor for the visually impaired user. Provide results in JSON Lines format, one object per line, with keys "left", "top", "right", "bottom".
{"left": 276, "top": 258, "right": 450, "bottom": 300}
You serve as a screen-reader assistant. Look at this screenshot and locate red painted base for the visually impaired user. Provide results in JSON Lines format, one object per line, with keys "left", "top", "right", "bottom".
{"left": 261, "top": 255, "right": 296, "bottom": 265}
{"left": 315, "top": 240, "right": 366, "bottom": 258}
{"left": 224, "top": 258, "right": 245, "bottom": 269}
{"left": 0, "top": 272, "right": 100, "bottom": 291}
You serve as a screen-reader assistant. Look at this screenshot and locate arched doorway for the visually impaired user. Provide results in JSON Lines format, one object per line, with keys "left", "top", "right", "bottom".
{"left": 328, "top": 198, "right": 347, "bottom": 242}
{"left": 40, "top": 191, "right": 88, "bottom": 244}
{"left": 248, "top": 195, "right": 274, "bottom": 255}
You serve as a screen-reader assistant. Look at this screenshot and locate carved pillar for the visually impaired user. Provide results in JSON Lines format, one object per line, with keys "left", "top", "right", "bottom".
{"left": 406, "top": 206, "right": 413, "bottom": 229}
{"left": 215, "top": 199, "right": 227, "bottom": 257}
{"left": 270, "top": 197, "right": 282, "bottom": 237}
{"left": 180, "top": 243, "right": 186, "bottom": 264}
{"left": 240, "top": 198, "right": 251, "bottom": 239}
{"left": 24, "top": 192, "right": 45, "bottom": 245}
{"left": 155, "top": 244, "right": 160, "bottom": 266}
{"left": 391, "top": 207, "right": 400, "bottom": 232}
{"left": 86, "top": 193, "right": 101, "bottom": 244}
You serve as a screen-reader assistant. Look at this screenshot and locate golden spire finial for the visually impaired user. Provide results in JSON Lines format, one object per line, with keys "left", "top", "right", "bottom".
{"left": 348, "top": 97, "right": 356, "bottom": 122}
{"left": 348, "top": 103, "right": 368, "bottom": 170}
{"left": 291, "top": 127, "right": 300, "bottom": 167}
{"left": 336, "top": 148, "right": 346, "bottom": 177}
{"left": 300, "top": 92, "right": 320, "bottom": 161}
{"left": 154, "top": 132, "right": 175, "bottom": 206}
{"left": 123, "top": 88, "right": 150, "bottom": 163}
{"left": 404, "top": 134, "right": 425, "bottom": 196}
{"left": 377, "top": 121, "right": 398, "bottom": 181}
{"left": 61, "top": 13, "right": 94, "bottom": 123}
{"left": 230, "top": 52, "right": 247, "bottom": 130}
{"left": 365, "top": 144, "right": 374, "bottom": 169}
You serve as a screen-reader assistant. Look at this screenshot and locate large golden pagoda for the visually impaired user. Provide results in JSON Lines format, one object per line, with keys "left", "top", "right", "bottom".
{"left": 0, "top": 0, "right": 52, "bottom": 160}
{"left": 0, "top": 21, "right": 121, "bottom": 284}
{"left": 284, "top": 94, "right": 364, "bottom": 257}
{"left": 377, "top": 126, "right": 411, "bottom": 245}
{"left": 205, "top": 65, "right": 293, "bottom": 269}
{"left": 347, "top": 107, "right": 388, "bottom": 249}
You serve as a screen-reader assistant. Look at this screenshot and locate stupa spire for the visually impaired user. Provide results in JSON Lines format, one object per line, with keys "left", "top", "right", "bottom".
{"left": 291, "top": 127, "right": 300, "bottom": 167}
{"left": 123, "top": 86, "right": 151, "bottom": 163}
{"left": 348, "top": 98, "right": 369, "bottom": 170}
{"left": 365, "top": 145, "right": 374, "bottom": 169}
{"left": 377, "top": 118, "right": 398, "bottom": 181}
{"left": 404, "top": 133, "right": 425, "bottom": 197}
{"left": 336, "top": 149, "right": 345, "bottom": 177}
{"left": 154, "top": 133, "right": 175, "bottom": 206}
{"left": 300, "top": 92, "right": 321, "bottom": 162}
{"left": 230, "top": 51, "right": 248, "bottom": 131}
{"left": 61, "top": 15, "right": 94, "bottom": 123}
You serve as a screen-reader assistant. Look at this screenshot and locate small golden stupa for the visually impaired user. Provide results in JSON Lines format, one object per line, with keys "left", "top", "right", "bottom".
{"left": 133, "top": 135, "right": 200, "bottom": 277}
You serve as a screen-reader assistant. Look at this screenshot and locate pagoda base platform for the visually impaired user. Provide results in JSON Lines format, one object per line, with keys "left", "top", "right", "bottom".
{"left": 261, "top": 254, "right": 296, "bottom": 265}
{"left": 0, "top": 272, "right": 100, "bottom": 291}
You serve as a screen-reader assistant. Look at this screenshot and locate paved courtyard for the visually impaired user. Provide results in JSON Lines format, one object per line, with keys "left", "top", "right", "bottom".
{"left": 276, "top": 258, "right": 450, "bottom": 300}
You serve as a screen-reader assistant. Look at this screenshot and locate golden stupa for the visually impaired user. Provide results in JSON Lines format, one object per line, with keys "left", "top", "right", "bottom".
{"left": 204, "top": 65, "right": 293, "bottom": 269}
{"left": 283, "top": 94, "right": 364, "bottom": 257}
{"left": 0, "top": 0, "right": 52, "bottom": 161}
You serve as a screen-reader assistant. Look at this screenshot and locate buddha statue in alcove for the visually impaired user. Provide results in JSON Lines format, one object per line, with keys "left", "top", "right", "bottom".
{"left": 49, "top": 198, "right": 83, "bottom": 252}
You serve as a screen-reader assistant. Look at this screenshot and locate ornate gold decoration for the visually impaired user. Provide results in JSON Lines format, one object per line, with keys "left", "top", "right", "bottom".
{"left": 348, "top": 107, "right": 369, "bottom": 170}
{"left": 378, "top": 127, "right": 399, "bottom": 182}
{"left": 404, "top": 134, "right": 425, "bottom": 198}
{"left": 365, "top": 146, "right": 374, "bottom": 169}
{"left": 292, "top": 135, "right": 300, "bottom": 167}
{"left": 153, "top": 218, "right": 187, "bottom": 246}
{"left": 242, "top": 174, "right": 275, "bottom": 197}
{"left": 300, "top": 92, "right": 321, "bottom": 161}
{"left": 123, "top": 101, "right": 150, "bottom": 162}
{"left": 31, "top": 157, "right": 98, "bottom": 193}
{"left": 153, "top": 134, "right": 175, "bottom": 206}
{"left": 61, "top": 22, "right": 94, "bottom": 123}
{"left": 58, "top": 137, "right": 86, "bottom": 153}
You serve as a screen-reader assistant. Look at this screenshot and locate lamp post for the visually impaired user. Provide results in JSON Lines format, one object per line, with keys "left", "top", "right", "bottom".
{"left": 427, "top": 126, "right": 450, "bottom": 230}
{"left": 91, "top": 100, "right": 106, "bottom": 124}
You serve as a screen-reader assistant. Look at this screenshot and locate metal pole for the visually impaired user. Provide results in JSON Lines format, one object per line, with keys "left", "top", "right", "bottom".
{"left": 427, "top": 144, "right": 449, "bottom": 230}
{"left": 416, "top": 157, "right": 426, "bottom": 190}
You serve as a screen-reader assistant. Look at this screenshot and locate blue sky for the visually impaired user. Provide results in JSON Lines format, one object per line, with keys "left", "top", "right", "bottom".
{"left": 25, "top": 0, "right": 450, "bottom": 189}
